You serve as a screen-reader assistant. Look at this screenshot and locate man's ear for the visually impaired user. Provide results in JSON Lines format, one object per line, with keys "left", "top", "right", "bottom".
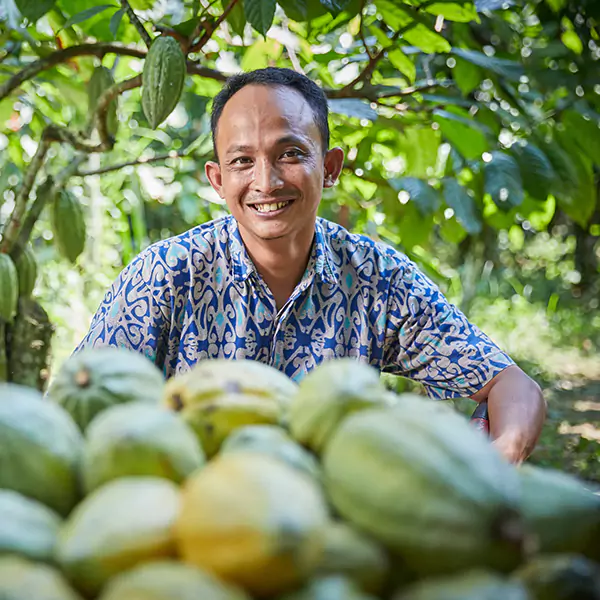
{"left": 323, "top": 147, "right": 345, "bottom": 188}
{"left": 205, "top": 160, "right": 224, "bottom": 198}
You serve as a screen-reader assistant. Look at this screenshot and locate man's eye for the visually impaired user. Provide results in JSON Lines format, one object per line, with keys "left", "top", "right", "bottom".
{"left": 282, "top": 149, "right": 304, "bottom": 159}
{"left": 232, "top": 157, "right": 252, "bottom": 165}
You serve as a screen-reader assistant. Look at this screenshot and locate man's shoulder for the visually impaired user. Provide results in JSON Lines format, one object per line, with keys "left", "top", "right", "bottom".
{"left": 317, "top": 217, "right": 413, "bottom": 276}
{"left": 137, "top": 215, "right": 232, "bottom": 263}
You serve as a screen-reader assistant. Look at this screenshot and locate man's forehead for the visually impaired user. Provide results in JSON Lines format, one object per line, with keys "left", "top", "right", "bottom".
{"left": 218, "top": 85, "right": 318, "bottom": 139}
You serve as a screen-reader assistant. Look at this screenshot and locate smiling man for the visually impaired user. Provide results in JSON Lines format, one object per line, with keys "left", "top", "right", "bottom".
{"left": 76, "top": 67, "right": 546, "bottom": 463}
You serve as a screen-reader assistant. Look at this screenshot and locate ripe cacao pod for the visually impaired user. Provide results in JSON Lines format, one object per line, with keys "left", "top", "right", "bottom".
{"left": 15, "top": 244, "right": 38, "bottom": 298}
{"left": 141, "top": 36, "right": 186, "bottom": 129}
{"left": 0, "top": 253, "right": 18, "bottom": 323}
{"left": 51, "top": 190, "right": 86, "bottom": 264}
{"left": 87, "top": 66, "right": 118, "bottom": 137}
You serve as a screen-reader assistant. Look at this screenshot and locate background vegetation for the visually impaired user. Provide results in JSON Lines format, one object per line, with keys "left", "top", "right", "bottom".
{"left": 1, "top": 0, "right": 599, "bottom": 480}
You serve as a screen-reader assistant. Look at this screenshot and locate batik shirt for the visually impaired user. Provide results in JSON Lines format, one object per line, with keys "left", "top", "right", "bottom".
{"left": 75, "top": 215, "right": 514, "bottom": 399}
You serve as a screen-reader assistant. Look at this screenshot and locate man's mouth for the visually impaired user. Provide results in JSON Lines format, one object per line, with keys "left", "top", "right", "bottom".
{"left": 248, "top": 199, "right": 294, "bottom": 214}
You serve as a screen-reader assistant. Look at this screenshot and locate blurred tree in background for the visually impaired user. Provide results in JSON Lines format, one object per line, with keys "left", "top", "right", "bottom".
{"left": 0, "top": 0, "right": 599, "bottom": 473}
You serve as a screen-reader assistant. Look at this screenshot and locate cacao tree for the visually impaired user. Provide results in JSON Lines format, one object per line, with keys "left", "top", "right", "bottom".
{"left": 0, "top": 0, "right": 598, "bottom": 388}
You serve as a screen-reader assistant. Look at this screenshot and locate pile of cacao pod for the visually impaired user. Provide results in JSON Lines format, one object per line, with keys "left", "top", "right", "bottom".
{"left": 0, "top": 347, "right": 599, "bottom": 600}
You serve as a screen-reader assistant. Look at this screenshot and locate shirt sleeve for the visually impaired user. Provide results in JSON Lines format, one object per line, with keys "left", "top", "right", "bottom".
{"left": 382, "top": 260, "right": 514, "bottom": 399}
{"left": 73, "top": 248, "right": 169, "bottom": 367}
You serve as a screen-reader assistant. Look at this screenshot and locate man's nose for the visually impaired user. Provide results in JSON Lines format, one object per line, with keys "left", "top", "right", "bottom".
{"left": 251, "top": 158, "right": 284, "bottom": 193}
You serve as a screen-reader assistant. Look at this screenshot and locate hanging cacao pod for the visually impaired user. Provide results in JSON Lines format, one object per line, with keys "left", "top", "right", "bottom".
{"left": 88, "top": 66, "right": 118, "bottom": 137}
{"left": 0, "top": 253, "right": 18, "bottom": 324}
{"left": 15, "top": 244, "right": 38, "bottom": 299}
{"left": 141, "top": 36, "right": 186, "bottom": 129}
{"left": 51, "top": 191, "right": 86, "bottom": 264}
{"left": 6, "top": 298, "right": 54, "bottom": 391}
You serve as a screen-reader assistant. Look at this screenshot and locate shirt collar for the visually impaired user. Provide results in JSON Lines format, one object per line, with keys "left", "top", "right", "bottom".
{"left": 226, "top": 215, "right": 338, "bottom": 284}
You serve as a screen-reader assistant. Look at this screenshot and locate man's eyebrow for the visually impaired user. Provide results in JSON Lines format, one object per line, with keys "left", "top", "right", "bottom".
{"left": 276, "top": 134, "right": 309, "bottom": 146}
{"left": 226, "top": 144, "right": 254, "bottom": 155}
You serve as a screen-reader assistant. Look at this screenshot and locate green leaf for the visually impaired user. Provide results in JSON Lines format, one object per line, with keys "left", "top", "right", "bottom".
{"left": 545, "top": 0, "right": 567, "bottom": 12}
{"left": 15, "top": 0, "right": 56, "bottom": 22}
{"left": 61, "top": 4, "right": 116, "bottom": 29}
{"left": 451, "top": 48, "right": 524, "bottom": 81}
{"left": 561, "top": 111, "right": 600, "bottom": 166}
{"left": 109, "top": 7, "right": 125, "bottom": 38}
{"left": 375, "top": 0, "right": 452, "bottom": 54}
{"left": 540, "top": 139, "right": 579, "bottom": 200}
{"left": 484, "top": 151, "right": 524, "bottom": 210}
{"left": 475, "top": 0, "right": 516, "bottom": 9}
{"left": 172, "top": 17, "right": 202, "bottom": 37}
{"left": 328, "top": 99, "right": 378, "bottom": 121}
{"left": 240, "top": 38, "right": 282, "bottom": 70}
{"left": 278, "top": 0, "right": 308, "bottom": 21}
{"left": 390, "top": 177, "right": 441, "bottom": 216}
{"left": 442, "top": 178, "right": 482, "bottom": 234}
{"left": 397, "top": 127, "right": 441, "bottom": 178}
{"left": 244, "top": 0, "right": 276, "bottom": 36}
{"left": 388, "top": 48, "right": 416, "bottom": 83}
{"left": 561, "top": 30, "right": 583, "bottom": 54}
{"left": 555, "top": 134, "right": 597, "bottom": 227}
{"left": 424, "top": 2, "right": 478, "bottom": 23}
{"left": 433, "top": 109, "right": 489, "bottom": 160}
{"left": 452, "top": 56, "right": 482, "bottom": 96}
{"left": 511, "top": 142, "right": 555, "bottom": 201}
{"left": 319, "top": 0, "right": 351, "bottom": 16}
{"left": 224, "top": 0, "right": 246, "bottom": 36}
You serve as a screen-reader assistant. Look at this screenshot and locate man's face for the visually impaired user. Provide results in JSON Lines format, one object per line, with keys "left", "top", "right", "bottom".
{"left": 206, "top": 84, "right": 342, "bottom": 243}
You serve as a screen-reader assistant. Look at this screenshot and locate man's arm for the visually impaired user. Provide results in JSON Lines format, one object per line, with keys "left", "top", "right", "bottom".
{"left": 471, "top": 365, "right": 546, "bottom": 464}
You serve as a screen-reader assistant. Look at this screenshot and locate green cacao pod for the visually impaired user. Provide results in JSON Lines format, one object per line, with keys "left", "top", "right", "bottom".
{"left": 87, "top": 66, "right": 118, "bottom": 137}
{"left": 141, "top": 36, "right": 186, "bottom": 129}
{"left": 98, "top": 560, "right": 251, "bottom": 600}
{"left": 0, "top": 383, "right": 83, "bottom": 516}
{"left": 0, "top": 555, "right": 83, "bottom": 600}
{"left": 518, "top": 464, "right": 600, "bottom": 558}
{"left": 0, "top": 252, "right": 18, "bottom": 323}
{"left": 0, "top": 488, "right": 62, "bottom": 563}
{"left": 47, "top": 346, "right": 166, "bottom": 432}
{"left": 288, "top": 358, "right": 395, "bottom": 455}
{"left": 220, "top": 424, "right": 321, "bottom": 480}
{"left": 315, "top": 521, "right": 389, "bottom": 595}
{"left": 7, "top": 298, "right": 54, "bottom": 391}
{"left": 82, "top": 401, "right": 205, "bottom": 493}
{"left": 322, "top": 397, "right": 526, "bottom": 577}
{"left": 514, "top": 554, "right": 600, "bottom": 600}
{"left": 15, "top": 244, "right": 37, "bottom": 298}
{"left": 279, "top": 576, "right": 377, "bottom": 600}
{"left": 51, "top": 190, "right": 86, "bottom": 264}
{"left": 393, "top": 570, "right": 531, "bottom": 600}
{"left": 56, "top": 477, "right": 181, "bottom": 598}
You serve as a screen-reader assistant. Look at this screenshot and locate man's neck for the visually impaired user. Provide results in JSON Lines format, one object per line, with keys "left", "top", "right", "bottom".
{"left": 238, "top": 224, "right": 315, "bottom": 310}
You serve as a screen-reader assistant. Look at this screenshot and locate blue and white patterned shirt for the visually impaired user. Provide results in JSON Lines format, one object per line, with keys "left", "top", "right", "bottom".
{"left": 76, "top": 215, "right": 513, "bottom": 399}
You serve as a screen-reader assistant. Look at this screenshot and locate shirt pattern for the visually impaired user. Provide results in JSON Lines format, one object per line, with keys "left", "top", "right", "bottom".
{"left": 75, "top": 215, "right": 514, "bottom": 399}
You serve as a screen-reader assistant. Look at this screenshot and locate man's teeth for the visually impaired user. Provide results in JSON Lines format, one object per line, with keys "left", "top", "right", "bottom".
{"left": 255, "top": 201, "right": 290, "bottom": 213}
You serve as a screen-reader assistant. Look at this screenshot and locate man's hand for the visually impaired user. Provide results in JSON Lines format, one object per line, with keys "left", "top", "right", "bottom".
{"left": 471, "top": 365, "right": 546, "bottom": 464}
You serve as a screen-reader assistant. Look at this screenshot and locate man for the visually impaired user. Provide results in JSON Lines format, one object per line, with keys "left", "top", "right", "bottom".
{"left": 76, "top": 67, "right": 546, "bottom": 464}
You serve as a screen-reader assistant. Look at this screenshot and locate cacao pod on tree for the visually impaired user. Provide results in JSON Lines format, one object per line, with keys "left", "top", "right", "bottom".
{"left": 141, "top": 36, "right": 187, "bottom": 129}
{"left": 51, "top": 190, "right": 86, "bottom": 264}
{"left": 0, "top": 253, "right": 18, "bottom": 324}
{"left": 87, "top": 66, "right": 118, "bottom": 137}
{"left": 15, "top": 244, "right": 38, "bottom": 299}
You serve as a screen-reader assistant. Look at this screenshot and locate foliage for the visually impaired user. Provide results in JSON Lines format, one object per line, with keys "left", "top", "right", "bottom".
{"left": 0, "top": 0, "right": 599, "bottom": 385}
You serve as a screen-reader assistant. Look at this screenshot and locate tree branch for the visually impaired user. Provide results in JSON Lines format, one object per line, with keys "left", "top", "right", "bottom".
{"left": 94, "top": 75, "right": 142, "bottom": 149}
{"left": 0, "top": 133, "right": 51, "bottom": 254}
{"left": 75, "top": 150, "right": 191, "bottom": 177}
{"left": 121, "top": 0, "right": 153, "bottom": 48}
{"left": 190, "top": 0, "right": 239, "bottom": 53}
{"left": 186, "top": 62, "right": 228, "bottom": 80}
{"left": 0, "top": 43, "right": 146, "bottom": 102}
{"left": 325, "top": 79, "right": 452, "bottom": 100}
{"left": 358, "top": 0, "right": 374, "bottom": 60}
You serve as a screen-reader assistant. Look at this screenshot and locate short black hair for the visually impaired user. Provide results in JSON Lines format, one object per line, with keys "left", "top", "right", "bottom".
{"left": 210, "top": 67, "right": 330, "bottom": 162}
